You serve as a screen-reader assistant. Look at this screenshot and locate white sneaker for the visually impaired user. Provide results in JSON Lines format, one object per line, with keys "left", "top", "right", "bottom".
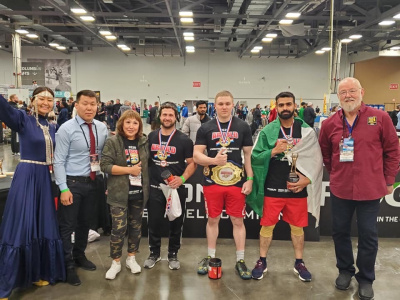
{"left": 126, "top": 256, "right": 141, "bottom": 274}
{"left": 105, "top": 260, "right": 121, "bottom": 280}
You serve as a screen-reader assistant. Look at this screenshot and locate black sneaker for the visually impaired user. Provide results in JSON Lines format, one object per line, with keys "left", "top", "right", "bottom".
{"left": 66, "top": 267, "right": 81, "bottom": 286}
{"left": 74, "top": 256, "right": 96, "bottom": 271}
{"left": 251, "top": 259, "right": 267, "bottom": 280}
{"left": 168, "top": 252, "right": 180, "bottom": 270}
{"left": 294, "top": 262, "right": 312, "bottom": 282}
{"left": 358, "top": 282, "right": 374, "bottom": 300}
{"left": 143, "top": 252, "right": 161, "bottom": 269}
{"left": 335, "top": 272, "right": 352, "bottom": 290}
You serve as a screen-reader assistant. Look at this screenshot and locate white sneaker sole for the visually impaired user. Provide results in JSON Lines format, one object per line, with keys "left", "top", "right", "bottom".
{"left": 252, "top": 268, "right": 268, "bottom": 280}
{"left": 293, "top": 268, "right": 312, "bottom": 282}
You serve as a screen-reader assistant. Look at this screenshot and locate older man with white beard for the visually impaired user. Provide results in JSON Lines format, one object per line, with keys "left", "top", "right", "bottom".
{"left": 319, "top": 77, "right": 399, "bottom": 300}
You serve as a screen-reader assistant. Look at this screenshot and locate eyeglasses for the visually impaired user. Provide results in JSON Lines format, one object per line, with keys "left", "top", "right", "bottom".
{"left": 338, "top": 88, "right": 360, "bottom": 97}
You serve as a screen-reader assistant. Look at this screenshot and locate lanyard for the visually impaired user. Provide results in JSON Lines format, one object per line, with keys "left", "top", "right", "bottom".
{"left": 158, "top": 128, "right": 176, "bottom": 156}
{"left": 280, "top": 122, "right": 294, "bottom": 142}
{"left": 342, "top": 115, "right": 358, "bottom": 138}
{"left": 216, "top": 117, "right": 232, "bottom": 143}
{"left": 75, "top": 118, "right": 99, "bottom": 152}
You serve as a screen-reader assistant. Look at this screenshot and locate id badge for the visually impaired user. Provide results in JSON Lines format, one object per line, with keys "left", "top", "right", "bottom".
{"left": 90, "top": 154, "right": 101, "bottom": 171}
{"left": 339, "top": 138, "right": 354, "bottom": 162}
{"left": 129, "top": 173, "right": 142, "bottom": 186}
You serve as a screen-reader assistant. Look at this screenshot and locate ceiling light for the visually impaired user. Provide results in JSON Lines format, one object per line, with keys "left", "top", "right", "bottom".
{"left": 285, "top": 12, "right": 301, "bottom": 18}
{"left": 266, "top": 33, "right": 278, "bottom": 38}
{"left": 253, "top": 46, "right": 263, "bottom": 50}
{"left": 117, "top": 43, "right": 127, "bottom": 48}
{"left": 262, "top": 37, "right": 273, "bottom": 42}
{"left": 80, "top": 16, "right": 95, "bottom": 22}
{"left": 179, "top": 11, "right": 193, "bottom": 17}
{"left": 180, "top": 18, "right": 193, "bottom": 23}
{"left": 379, "top": 20, "right": 395, "bottom": 26}
{"left": 186, "top": 45, "right": 195, "bottom": 50}
{"left": 251, "top": 49, "right": 261, "bottom": 53}
{"left": 279, "top": 19, "right": 294, "bottom": 25}
{"left": 184, "top": 36, "right": 194, "bottom": 41}
{"left": 321, "top": 47, "right": 331, "bottom": 51}
{"left": 391, "top": 46, "right": 400, "bottom": 50}
{"left": 71, "top": 8, "right": 87, "bottom": 14}
{"left": 99, "top": 30, "right": 112, "bottom": 36}
{"left": 56, "top": 46, "right": 66, "bottom": 50}
{"left": 183, "top": 32, "right": 194, "bottom": 37}
{"left": 394, "top": 14, "right": 400, "bottom": 19}
{"left": 186, "top": 49, "right": 195, "bottom": 53}
{"left": 15, "top": 29, "right": 29, "bottom": 34}
{"left": 26, "top": 33, "right": 39, "bottom": 38}
{"left": 49, "top": 42, "right": 59, "bottom": 47}
{"left": 315, "top": 50, "right": 325, "bottom": 54}
{"left": 349, "top": 34, "right": 362, "bottom": 39}
{"left": 341, "top": 39, "right": 353, "bottom": 43}
{"left": 105, "top": 35, "right": 117, "bottom": 40}
{"left": 121, "top": 47, "right": 131, "bottom": 51}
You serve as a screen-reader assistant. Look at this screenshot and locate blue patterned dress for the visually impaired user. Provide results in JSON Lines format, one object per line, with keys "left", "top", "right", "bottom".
{"left": 0, "top": 95, "right": 65, "bottom": 298}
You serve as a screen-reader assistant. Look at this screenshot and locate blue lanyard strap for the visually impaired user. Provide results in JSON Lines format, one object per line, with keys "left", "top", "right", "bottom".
{"left": 344, "top": 115, "right": 358, "bottom": 136}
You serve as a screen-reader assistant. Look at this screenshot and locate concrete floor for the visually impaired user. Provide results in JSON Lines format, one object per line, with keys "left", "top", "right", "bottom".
{"left": 1, "top": 122, "right": 400, "bottom": 299}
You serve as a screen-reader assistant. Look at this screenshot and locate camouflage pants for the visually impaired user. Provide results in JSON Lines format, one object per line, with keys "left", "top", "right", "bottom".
{"left": 110, "top": 197, "right": 143, "bottom": 259}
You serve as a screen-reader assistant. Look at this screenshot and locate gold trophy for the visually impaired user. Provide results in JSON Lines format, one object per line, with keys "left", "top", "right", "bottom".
{"left": 287, "top": 153, "right": 299, "bottom": 183}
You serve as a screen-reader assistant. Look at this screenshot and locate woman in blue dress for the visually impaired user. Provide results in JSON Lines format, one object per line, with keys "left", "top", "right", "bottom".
{"left": 0, "top": 87, "right": 65, "bottom": 299}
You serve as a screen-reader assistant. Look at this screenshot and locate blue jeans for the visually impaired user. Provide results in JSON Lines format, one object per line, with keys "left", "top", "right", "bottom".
{"left": 331, "top": 193, "right": 380, "bottom": 283}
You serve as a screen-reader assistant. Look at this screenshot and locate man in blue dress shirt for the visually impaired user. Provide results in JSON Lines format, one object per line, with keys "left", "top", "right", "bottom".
{"left": 54, "top": 90, "right": 108, "bottom": 286}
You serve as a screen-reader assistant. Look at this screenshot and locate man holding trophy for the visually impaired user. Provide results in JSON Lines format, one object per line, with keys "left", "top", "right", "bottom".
{"left": 247, "top": 92, "right": 323, "bottom": 281}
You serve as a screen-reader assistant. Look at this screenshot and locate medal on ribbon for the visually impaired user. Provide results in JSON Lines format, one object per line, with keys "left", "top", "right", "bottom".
{"left": 157, "top": 129, "right": 176, "bottom": 167}
{"left": 216, "top": 117, "right": 232, "bottom": 147}
{"left": 280, "top": 122, "right": 294, "bottom": 154}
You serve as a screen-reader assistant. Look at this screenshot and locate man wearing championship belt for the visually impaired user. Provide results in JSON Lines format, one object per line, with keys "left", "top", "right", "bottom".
{"left": 247, "top": 91, "right": 323, "bottom": 282}
{"left": 194, "top": 90, "right": 254, "bottom": 280}
{"left": 144, "top": 102, "right": 196, "bottom": 271}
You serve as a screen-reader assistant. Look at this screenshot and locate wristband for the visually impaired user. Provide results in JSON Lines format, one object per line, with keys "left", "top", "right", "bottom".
{"left": 180, "top": 175, "right": 186, "bottom": 184}
{"left": 61, "top": 188, "right": 69, "bottom": 193}
{"left": 247, "top": 176, "right": 254, "bottom": 180}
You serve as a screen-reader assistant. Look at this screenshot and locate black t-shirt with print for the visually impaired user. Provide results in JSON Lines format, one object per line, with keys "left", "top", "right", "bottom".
{"left": 123, "top": 138, "right": 142, "bottom": 192}
{"left": 264, "top": 119, "right": 307, "bottom": 198}
{"left": 148, "top": 129, "right": 193, "bottom": 186}
{"left": 195, "top": 116, "right": 253, "bottom": 187}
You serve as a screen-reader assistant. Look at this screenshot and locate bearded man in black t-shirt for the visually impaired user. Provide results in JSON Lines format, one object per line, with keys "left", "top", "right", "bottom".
{"left": 143, "top": 102, "right": 196, "bottom": 271}
{"left": 194, "top": 90, "right": 254, "bottom": 280}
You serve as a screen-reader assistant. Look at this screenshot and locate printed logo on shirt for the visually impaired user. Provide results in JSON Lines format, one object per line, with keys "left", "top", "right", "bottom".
{"left": 211, "top": 131, "right": 239, "bottom": 146}
{"left": 367, "top": 116, "right": 377, "bottom": 125}
{"left": 150, "top": 144, "right": 176, "bottom": 158}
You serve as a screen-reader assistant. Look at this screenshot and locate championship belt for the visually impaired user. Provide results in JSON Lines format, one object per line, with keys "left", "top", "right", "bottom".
{"left": 211, "top": 162, "right": 243, "bottom": 186}
{"left": 203, "top": 166, "right": 210, "bottom": 176}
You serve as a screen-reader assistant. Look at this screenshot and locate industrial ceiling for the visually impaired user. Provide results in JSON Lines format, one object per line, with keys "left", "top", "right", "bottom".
{"left": 0, "top": 0, "right": 400, "bottom": 58}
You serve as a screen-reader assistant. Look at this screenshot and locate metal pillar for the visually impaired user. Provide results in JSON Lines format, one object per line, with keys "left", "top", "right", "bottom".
{"left": 12, "top": 33, "right": 22, "bottom": 88}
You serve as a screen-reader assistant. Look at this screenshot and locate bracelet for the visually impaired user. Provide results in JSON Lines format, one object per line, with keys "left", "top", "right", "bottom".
{"left": 180, "top": 175, "right": 186, "bottom": 184}
{"left": 61, "top": 188, "right": 69, "bottom": 193}
{"left": 247, "top": 176, "right": 254, "bottom": 180}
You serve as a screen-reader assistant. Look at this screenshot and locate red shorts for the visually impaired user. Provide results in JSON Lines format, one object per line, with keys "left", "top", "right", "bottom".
{"left": 203, "top": 185, "right": 246, "bottom": 218}
{"left": 260, "top": 196, "right": 308, "bottom": 227}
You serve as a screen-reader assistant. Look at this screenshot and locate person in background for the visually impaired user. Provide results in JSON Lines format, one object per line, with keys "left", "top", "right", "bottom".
{"left": 303, "top": 102, "right": 316, "bottom": 128}
{"left": 389, "top": 104, "right": 400, "bottom": 129}
{"left": 118, "top": 100, "right": 132, "bottom": 116}
{"left": 54, "top": 90, "right": 108, "bottom": 286}
{"left": 298, "top": 102, "right": 306, "bottom": 120}
{"left": 0, "top": 87, "right": 65, "bottom": 299}
{"left": 319, "top": 77, "right": 400, "bottom": 300}
{"left": 180, "top": 102, "right": 189, "bottom": 128}
{"left": 101, "top": 110, "right": 149, "bottom": 280}
{"left": 182, "top": 100, "right": 210, "bottom": 143}
{"left": 105, "top": 100, "right": 114, "bottom": 129}
{"left": 57, "top": 100, "right": 69, "bottom": 127}
{"left": 7, "top": 94, "right": 20, "bottom": 155}
{"left": 149, "top": 101, "right": 160, "bottom": 131}
{"left": 253, "top": 104, "right": 262, "bottom": 128}
{"left": 268, "top": 102, "right": 277, "bottom": 123}
{"left": 112, "top": 99, "right": 122, "bottom": 130}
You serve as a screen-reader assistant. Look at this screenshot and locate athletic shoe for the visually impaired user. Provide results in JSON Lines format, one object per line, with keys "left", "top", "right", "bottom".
{"left": 197, "top": 256, "right": 211, "bottom": 275}
{"left": 335, "top": 272, "right": 352, "bottom": 290}
{"left": 235, "top": 259, "right": 252, "bottom": 280}
{"left": 105, "top": 260, "right": 121, "bottom": 280}
{"left": 126, "top": 256, "right": 141, "bottom": 274}
{"left": 358, "top": 282, "right": 374, "bottom": 300}
{"left": 143, "top": 252, "right": 161, "bottom": 269}
{"left": 251, "top": 259, "right": 267, "bottom": 280}
{"left": 168, "top": 252, "right": 180, "bottom": 270}
{"left": 294, "top": 262, "right": 312, "bottom": 282}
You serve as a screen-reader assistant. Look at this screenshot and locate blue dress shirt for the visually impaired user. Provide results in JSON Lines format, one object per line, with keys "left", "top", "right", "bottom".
{"left": 54, "top": 115, "right": 108, "bottom": 191}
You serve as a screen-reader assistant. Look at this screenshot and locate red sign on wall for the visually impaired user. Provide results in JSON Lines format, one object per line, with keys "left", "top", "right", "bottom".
{"left": 193, "top": 81, "right": 201, "bottom": 87}
{"left": 390, "top": 83, "right": 399, "bottom": 90}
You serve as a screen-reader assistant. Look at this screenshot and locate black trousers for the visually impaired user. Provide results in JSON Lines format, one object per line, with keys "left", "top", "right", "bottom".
{"left": 331, "top": 193, "right": 380, "bottom": 283}
{"left": 10, "top": 130, "right": 19, "bottom": 153}
{"left": 147, "top": 186, "right": 187, "bottom": 255}
{"left": 58, "top": 177, "right": 97, "bottom": 268}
